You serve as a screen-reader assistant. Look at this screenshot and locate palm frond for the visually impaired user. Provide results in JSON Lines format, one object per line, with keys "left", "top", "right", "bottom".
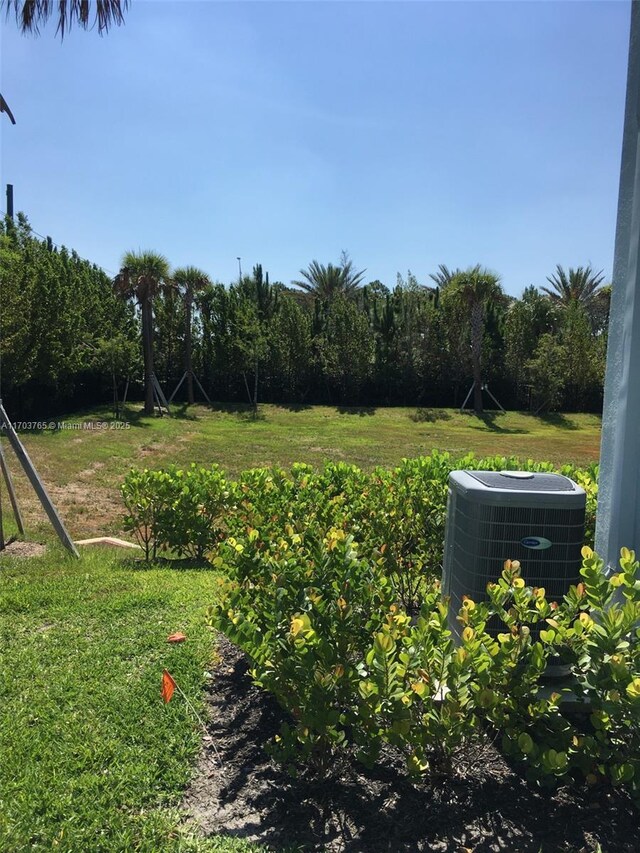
{"left": 2, "top": 0, "right": 129, "bottom": 38}
{"left": 429, "top": 264, "right": 462, "bottom": 288}
{"left": 293, "top": 254, "right": 365, "bottom": 300}
{"left": 0, "top": 92, "right": 16, "bottom": 124}
{"left": 542, "top": 264, "right": 605, "bottom": 307}
{"left": 173, "top": 266, "right": 211, "bottom": 295}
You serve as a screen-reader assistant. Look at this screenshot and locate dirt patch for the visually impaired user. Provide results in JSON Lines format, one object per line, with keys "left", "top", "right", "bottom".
{"left": 308, "top": 447, "right": 346, "bottom": 456}
{"left": 0, "top": 540, "right": 46, "bottom": 558}
{"left": 77, "top": 461, "right": 106, "bottom": 478}
{"left": 183, "top": 636, "right": 638, "bottom": 852}
{"left": 139, "top": 442, "right": 167, "bottom": 457}
{"left": 49, "top": 483, "right": 122, "bottom": 531}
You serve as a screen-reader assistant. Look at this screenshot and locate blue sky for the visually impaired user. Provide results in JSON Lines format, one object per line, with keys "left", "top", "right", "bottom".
{"left": 0, "top": 0, "right": 631, "bottom": 296}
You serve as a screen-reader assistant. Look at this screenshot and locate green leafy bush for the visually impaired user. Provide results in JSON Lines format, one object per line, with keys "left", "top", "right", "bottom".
{"left": 551, "top": 546, "right": 640, "bottom": 795}
{"left": 209, "top": 533, "right": 639, "bottom": 799}
{"left": 121, "top": 468, "right": 172, "bottom": 561}
{"left": 208, "top": 524, "right": 496, "bottom": 775}
{"left": 462, "top": 551, "right": 640, "bottom": 799}
{"left": 121, "top": 453, "right": 597, "bottom": 608}
{"left": 122, "top": 463, "right": 232, "bottom": 559}
{"left": 209, "top": 526, "right": 397, "bottom": 770}
{"left": 123, "top": 453, "right": 638, "bottom": 794}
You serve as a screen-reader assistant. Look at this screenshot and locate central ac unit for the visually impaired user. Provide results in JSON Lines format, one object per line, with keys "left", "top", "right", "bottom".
{"left": 442, "top": 470, "right": 586, "bottom": 637}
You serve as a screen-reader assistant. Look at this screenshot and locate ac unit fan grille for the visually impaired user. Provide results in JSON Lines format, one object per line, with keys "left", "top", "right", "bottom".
{"left": 446, "top": 493, "right": 585, "bottom": 627}
{"left": 467, "top": 471, "right": 576, "bottom": 492}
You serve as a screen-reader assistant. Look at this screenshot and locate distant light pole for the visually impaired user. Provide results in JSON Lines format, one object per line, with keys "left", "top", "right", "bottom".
{"left": 237, "top": 257, "right": 242, "bottom": 284}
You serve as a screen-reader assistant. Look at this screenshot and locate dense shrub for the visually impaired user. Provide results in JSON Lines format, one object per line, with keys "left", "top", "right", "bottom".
{"left": 121, "top": 451, "right": 597, "bottom": 584}
{"left": 122, "top": 464, "right": 230, "bottom": 560}
{"left": 209, "top": 538, "right": 640, "bottom": 798}
{"left": 121, "top": 455, "right": 639, "bottom": 799}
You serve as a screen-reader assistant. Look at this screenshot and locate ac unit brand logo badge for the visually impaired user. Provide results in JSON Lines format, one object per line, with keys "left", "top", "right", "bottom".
{"left": 521, "top": 536, "right": 553, "bottom": 550}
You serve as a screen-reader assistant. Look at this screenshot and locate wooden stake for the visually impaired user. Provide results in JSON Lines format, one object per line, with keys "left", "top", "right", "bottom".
{"left": 169, "top": 371, "right": 212, "bottom": 406}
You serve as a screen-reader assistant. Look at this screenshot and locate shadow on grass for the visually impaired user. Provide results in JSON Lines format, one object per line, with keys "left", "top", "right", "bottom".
{"left": 120, "top": 405, "right": 202, "bottom": 426}
{"left": 410, "top": 408, "right": 452, "bottom": 424}
{"left": 121, "top": 556, "right": 215, "bottom": 572}
{"left": 207, "top": 402, "right": 267, "bottom": 421}
{"left": 465, "top": 411, "right": 528, "bottom": 435}
{"left": 276, "top": 402, "right": 313, "bottom": 412}
{"left": 336, "top": 406, "right": 377, "bottom": 417}
{"left": 237, "top": 408, "right": 267, "bottom": 422}
{"left": 527, "top": 412, "right": 580, "bottom": 431}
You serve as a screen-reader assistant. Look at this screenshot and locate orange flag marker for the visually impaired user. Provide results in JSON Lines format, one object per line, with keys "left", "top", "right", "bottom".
{"left": 167, "top": 632, "right": 187, "bottom": 643}
{"left": 161, "top": 669, "right": 176, "bottom": 703}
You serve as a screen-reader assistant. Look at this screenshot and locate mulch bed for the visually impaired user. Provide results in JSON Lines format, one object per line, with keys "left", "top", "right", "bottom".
{"left": 183, "top": 636, "right": 638, "bottom": 852}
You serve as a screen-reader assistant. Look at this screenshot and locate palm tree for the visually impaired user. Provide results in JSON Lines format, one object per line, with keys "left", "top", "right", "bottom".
{"left": 293, "top": 251, "right": 366, "bottom": 300}
{"left": 2, "top": 0, "right": 128, "bottom": 37}
{"left": 448, "top": 266, "right": 504, "bottom": 415}
{"left": 173, "top": 266, "right": 211, "bottom": 404}
{"left": 541, "top": 265, "right": 606, "bottom": 310}
{"left": 428, "top": 264, "right": 462, "bottom": 289}
{"left": 114, "top": 251, "right": 171, "bottom": 415}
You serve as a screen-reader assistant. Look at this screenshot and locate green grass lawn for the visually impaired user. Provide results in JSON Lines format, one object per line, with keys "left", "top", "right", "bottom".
{"left": 0, "top": 403, "right": 604, "bottom": 850}
{"left": 0, "top": 546, "right": 259, "bottom": 853}
{"left": 4, "top": 402, "right": 602, "bottom": 541}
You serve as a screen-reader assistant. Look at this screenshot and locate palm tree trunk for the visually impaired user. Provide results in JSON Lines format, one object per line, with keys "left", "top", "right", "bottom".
{"left": 185, "top": 290, "right": 194, "bottom": 404}
{"left": 471, "top": 301, "right": 484, "bottom": 415}
{"left": 141, "top": 297, "right": 155, "bottom": 415}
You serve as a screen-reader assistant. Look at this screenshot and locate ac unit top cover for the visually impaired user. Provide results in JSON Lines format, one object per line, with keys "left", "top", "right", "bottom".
{"left": 449, "top": 470, "right": 586, "bottom": 509}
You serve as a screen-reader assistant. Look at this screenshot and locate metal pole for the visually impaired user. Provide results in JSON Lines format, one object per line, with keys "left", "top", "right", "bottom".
{"left": 0, "top": 401, "right": 78, "bottom": 556}
{"left": 0, "top": 468, "right": 4, "bottom": 550}
{"left": 459, "top": 383, "right": 475, "bottom": 413}
{"left": 6, "top": 184, "right": 14, "bottom": 220}
{"left": 168, "top": 371, "right": 187, "bottom": 404}
{"left": 0, "top": 439, "right": 25, "bottom": 535}
{"left": 237, "top": 257, "right": 242, "bottom": 284}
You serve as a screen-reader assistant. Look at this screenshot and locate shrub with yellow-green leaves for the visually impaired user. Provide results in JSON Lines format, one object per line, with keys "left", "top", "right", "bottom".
{"left": 122, "top": 453, "right": 597, "bottom": 615}
{"left": 209, "top": 532, "right": 640, "bottom": 800}
{"left": 547, "top": 546, "right": 640, "bottom": 795}
{"left": 122, "top": 463, "right": 232, "bottom": 560}
{"left": 209, "top": 523, "right": 489, "bottom": 775}
{"left": 122, "top": 453, "right": 640, "bottom": 795}
{"left": 461, "top": 551, "right": 640, "bottom": 798}
{"left": 209, "top": 527, "right": 536, "bottom": 779}
{"left": 209, "top": 526, "right": 397, "bottom": 770}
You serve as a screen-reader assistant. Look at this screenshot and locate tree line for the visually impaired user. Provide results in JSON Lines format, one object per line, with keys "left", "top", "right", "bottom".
{"left": 0, "top": 215, "right": 610, "bottom": 418}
